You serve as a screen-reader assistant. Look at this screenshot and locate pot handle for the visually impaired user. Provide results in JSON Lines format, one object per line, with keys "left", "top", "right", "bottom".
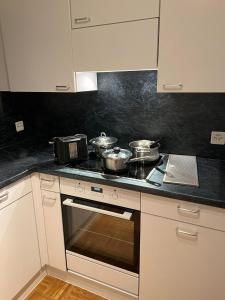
{"left": 150, "top": 139, "right": 161, "bottom": 149}
{"left": 101, "top": 132, "right": 107, "bottom": 137}
{"left": 129, "top": 156, "right": 155, "bottom": 163}
{"left": 49, "top": 137, "right": 58, "bottom": 145}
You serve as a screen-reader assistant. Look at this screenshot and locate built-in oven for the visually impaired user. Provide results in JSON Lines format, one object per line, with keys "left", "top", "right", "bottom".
{"left": 61, "top": 194, "right": 140, "bottom": 274}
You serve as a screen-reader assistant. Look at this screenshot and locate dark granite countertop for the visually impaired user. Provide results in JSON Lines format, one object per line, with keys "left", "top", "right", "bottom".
{"left": 0, "top": 146, "right": 225, "bottom": 209}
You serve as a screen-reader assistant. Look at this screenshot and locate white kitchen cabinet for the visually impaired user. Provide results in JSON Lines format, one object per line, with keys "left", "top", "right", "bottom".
{"left": 0, "top": 24, "right": 9, "bottom": 91}
{"left": 140, "top": 213, "right": 225, "bottom": 300}
{"left": 72, "top": 19, "right": 158, "bottom": 72}
{"left": 42, "top": 190, "right": 66, "bottom": 271}
{"left": 70, "top": 0, "right": 159, "bottom": 29}
{"left": 0, "top": 0, "right": 74, "bottom": 92}
{"left": 0, "top": 192, "right": 41, "bottom": 300}
{"left": 157, "top": 0, "right": 225, "bottom": 92}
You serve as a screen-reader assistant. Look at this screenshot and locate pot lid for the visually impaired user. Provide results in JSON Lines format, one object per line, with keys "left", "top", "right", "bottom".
{"left": 102, "top": 147, "right": 132, "bottom": 160}
{"left": 90, "top": 132, "right": 118, "bottom": 147}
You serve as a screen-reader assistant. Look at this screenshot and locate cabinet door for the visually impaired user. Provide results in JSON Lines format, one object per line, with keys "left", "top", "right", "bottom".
{"left": 0, "top": 24, "right": 9, "bottom": 91}
{"left": 0, "top": 193, "right": 41, "bottom": 300}
{"left": 42, "top": 190, "right": 66, "bottom": 271}
{"left": 72, "top": 19, "right": 158, "bottom": 72}
{"left": 0, "top": 0, "right": 74, "bottom": 92}
{"left": 140, "top": 213, "right": 225, "bottom": 300}
{"left": 70, "top": 0, "right": 159, "bottom": 29}
{"left": 157, "top": 0, "right": 225, "bottom": 92}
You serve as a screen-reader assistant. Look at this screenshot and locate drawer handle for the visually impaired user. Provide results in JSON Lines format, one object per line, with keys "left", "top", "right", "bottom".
{"left": 176, "top": 228, "right": 198, "bottom": 240}
{"left": 43, "top": 196, "right": 57, "bottom": 202}
{"left": 177, "top": 205, "right": 200, "bottom": 217}
{"left": 56, "top": 85, "right": 70, "bottom": 91}
{"left": 0, "top": 191, "right": 9, "bottom": 203}
{"left": 41, "top": 179, "right": 55, "bottom": 186}
{"left": 41, "top": 178, "right": 55, "bottom": 182}
{"left": 163, "top": 84, "right": 183, "bottom": 90}
{"left": 74, "top": 17, "right": 91, "bottom": 24}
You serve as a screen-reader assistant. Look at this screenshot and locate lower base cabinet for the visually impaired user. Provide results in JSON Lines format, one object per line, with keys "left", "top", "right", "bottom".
{"left": 0, "top": 193, "right": 41, "bottom": 300}
{"left": 42, "top": 190, "right": 66, "bottom": 271}
{"left": 140, "top": 213, "right": 225, "bottom": 300}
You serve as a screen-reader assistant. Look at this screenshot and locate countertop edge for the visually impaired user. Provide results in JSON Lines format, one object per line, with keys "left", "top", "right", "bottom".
{"left": 0, "top": 159, "right": 224, "bottom": 209}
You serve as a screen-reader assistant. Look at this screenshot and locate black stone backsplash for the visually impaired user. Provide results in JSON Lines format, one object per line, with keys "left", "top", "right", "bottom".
{"left": 1, "top": 71, "right": 225, "bottom": 159}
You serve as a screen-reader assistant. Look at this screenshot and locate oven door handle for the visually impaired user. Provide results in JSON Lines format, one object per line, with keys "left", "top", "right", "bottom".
{"left": 62, "top": 199, "right": 133, "bottom": 221}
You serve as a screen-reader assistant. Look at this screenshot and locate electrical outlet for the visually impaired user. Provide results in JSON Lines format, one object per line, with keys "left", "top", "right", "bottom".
{"left": 211, "top": 131, "right": 225, "bottom": 145}
{"left": 15, "top": 121, "right": 24, "bottom": 132}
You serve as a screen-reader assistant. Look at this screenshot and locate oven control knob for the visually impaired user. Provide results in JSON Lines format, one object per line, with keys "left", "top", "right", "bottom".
{"left": 112, "top": 190, "right": 118, "bottom": 199}
{"left": 75, "top": 184, "right": 84, "bottom": 193}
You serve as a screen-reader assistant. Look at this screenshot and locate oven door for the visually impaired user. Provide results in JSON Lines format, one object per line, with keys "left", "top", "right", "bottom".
{"left": 61, "top": 195, "right": 140, "bottom": 274}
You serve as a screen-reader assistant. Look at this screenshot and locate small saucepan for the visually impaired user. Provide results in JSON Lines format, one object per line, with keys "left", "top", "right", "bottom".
{"left": 129, "top": 139, "right": 160, "bottom": 163}
{"left": 102, "top": 147, "right": 132, "bottom": 172}
{"left": 102, "top": 146, "right": 160, "bottom": 172}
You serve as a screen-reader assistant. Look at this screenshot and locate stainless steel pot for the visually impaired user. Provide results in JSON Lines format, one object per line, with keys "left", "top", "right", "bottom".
{"left": 89, "top": 132, "right": 118, "bottom": 156}
{"left": 129, "top": 139, "right": 160, "bottom": 162}
{"left": 102, "top": 147, "right": 132, "bottom": 172}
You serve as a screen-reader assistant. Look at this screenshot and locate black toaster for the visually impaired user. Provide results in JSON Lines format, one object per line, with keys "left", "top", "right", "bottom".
{"left": 50, "top": 134, "right": 88, "bottom": 164}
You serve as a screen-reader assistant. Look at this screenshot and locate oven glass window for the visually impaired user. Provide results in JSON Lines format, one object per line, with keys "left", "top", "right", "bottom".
{"left": 62, "top": 196, "right": 140, "bottom": 273}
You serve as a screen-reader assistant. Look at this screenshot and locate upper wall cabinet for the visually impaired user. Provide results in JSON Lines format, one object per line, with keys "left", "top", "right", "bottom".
{"left": 70, "top": 0, "right": 159, "bottom": 28}
{"left": 0, "top": 0, "right": 75, "bottom": 92}
{"left": 157, "top": 0, "right": 225, "bottom": 93}
{"left": 0, "top": 24, "right": 9, "bottom": 91}
{"left": 71, "top": 0, "right": 159, "bottom": 72}
{"left": 72, "top": 19, "right": 158, "bottom": 72}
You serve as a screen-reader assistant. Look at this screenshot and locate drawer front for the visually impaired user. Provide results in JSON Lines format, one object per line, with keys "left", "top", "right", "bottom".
{"left": 0, "top": 176, "right": 32, "bottom": 210}
{"left": 141, "top": 193, "right": 225, "bottom": 232}
{"left": 70, "top": 0, "right": 159, "bottom": 29}
{"left": 60, "top": 177, "right": 140, "bottom": 210}
{"left": 40, "top": 173, "right": 60, "bottom": 192}
{"left": 67, "top": 253, "right": 139, "bottom": 295}
{"left": 72, "top": 19, "right": 158, "bottom": 72}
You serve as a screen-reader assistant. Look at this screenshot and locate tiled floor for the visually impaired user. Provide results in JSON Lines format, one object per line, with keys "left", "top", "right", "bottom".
{"left": 26, "top": 276, "right": 107, "bottom": 300}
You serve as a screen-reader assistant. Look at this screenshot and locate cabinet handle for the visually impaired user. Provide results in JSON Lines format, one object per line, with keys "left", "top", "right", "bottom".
{"left": 43, "top": 196, "right": 57, "bottom": 202}
{"left": 56, "top": 85, "right": 70, "bottom": 91}
{"left": 74, "top": 17, "right": 91, "bottom": 24}
{"left": 41, "top": 179, "right": 55, "bottom": 188}
{"left": 163, "top": 84, "right": 183, "bottom": 90}
{"left": 176, "top": 228, "right": 198, "bottom": 240}
{"left": 41, "top": 178, "right": 55, "bottom": 182}
{"left": 177, "top": 205, "right": 200, "bottom": 217}
{"left": 0, "top": 191, "right": 9, "bottom": 203}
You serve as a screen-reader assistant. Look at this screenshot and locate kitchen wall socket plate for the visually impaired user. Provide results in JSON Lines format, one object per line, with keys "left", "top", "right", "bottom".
{"left": 15, "top": 121, "right": 24, "bottom": 132}
{"left": 210, "top": 131, "right": 225, "bottom": 145}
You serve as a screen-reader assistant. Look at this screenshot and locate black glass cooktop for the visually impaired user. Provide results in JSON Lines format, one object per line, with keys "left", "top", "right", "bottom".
{"left": 69, "top": 152, "right": 164, "bottom": 181}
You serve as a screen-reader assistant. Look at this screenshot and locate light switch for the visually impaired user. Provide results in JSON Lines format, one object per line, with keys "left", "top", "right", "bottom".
{"left": 210, "top": 131, "right": 225, "bottom": 145}
{"left": 15, "top": 121, "right": 24, "bottom": 132}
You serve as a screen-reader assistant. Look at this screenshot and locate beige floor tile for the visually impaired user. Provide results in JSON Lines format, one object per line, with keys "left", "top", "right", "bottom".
{"left": 25, "top": 290, "right": 48, "bottom": 300}
{"left": 60, "top": 285, "right": 107, "bottom": 300}
{"left": 26, "top": 276, "right": 107, "bottom": 300}
{"left": 34, "top": 276, "right": 69, "bottom": 300}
